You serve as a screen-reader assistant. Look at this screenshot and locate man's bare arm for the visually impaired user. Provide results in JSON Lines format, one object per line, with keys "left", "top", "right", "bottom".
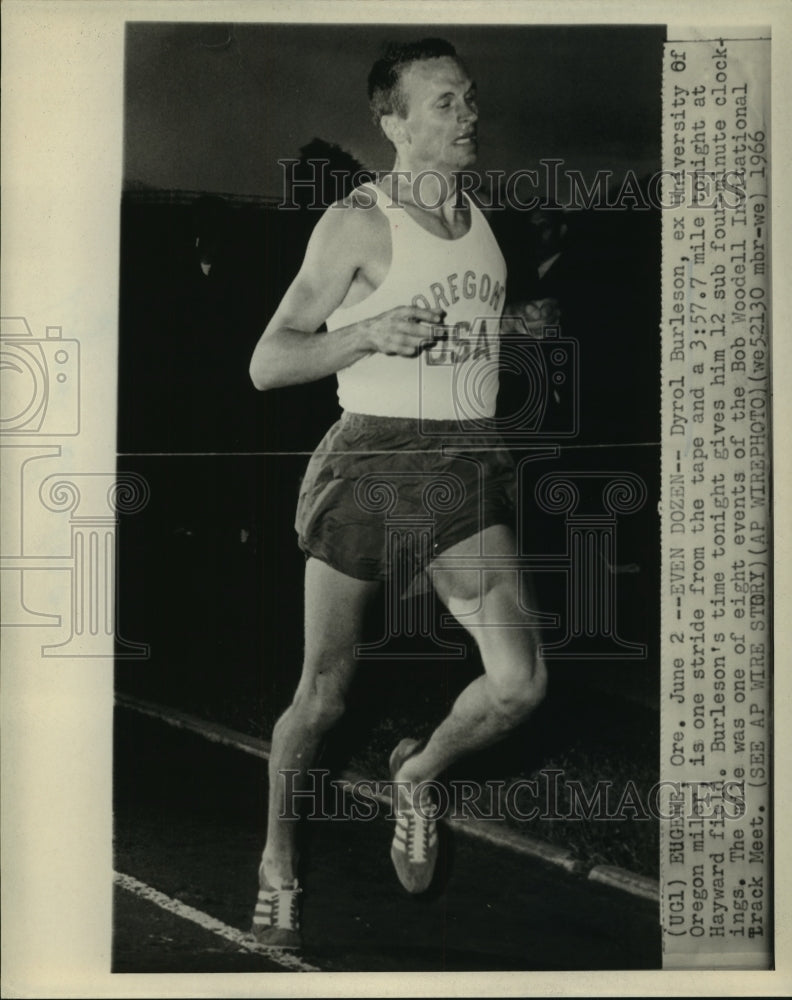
{"left": 249, "top": 203, "right": 442, "bottom": 391}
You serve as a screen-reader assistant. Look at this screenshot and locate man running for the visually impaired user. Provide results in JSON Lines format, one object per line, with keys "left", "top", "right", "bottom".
{"left": 248, "top": 38, "right": 547, "bottom": 949}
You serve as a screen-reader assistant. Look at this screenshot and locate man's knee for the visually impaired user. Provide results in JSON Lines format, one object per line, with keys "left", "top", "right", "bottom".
{"left": 489, "top": 657, "right": 547, "bottom": 723}
{"left": 289, "top": 656, "right": 352, "bottom": 732}
{"left": 288, "top": 690, "right": 346, "bottom": 734}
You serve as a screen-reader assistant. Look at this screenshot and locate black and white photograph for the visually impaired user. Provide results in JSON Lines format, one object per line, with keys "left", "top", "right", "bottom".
{"left": 114, "top": 19, "right": 664, "bottom": 974}
{"left": 1, "top": 1, "right": 788, "bottom": 996}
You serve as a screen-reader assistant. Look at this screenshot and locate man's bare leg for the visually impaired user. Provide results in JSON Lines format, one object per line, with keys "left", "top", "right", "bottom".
{"left": 392, "top": 524, "right": 547, "bottom": 787}
{"left": 260, "top": 557, "right": 379, "bottom": 889}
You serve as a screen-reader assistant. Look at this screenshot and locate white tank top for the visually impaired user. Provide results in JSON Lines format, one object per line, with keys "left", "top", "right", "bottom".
{"left": 327, "top": 183, "right": 507, "bottom": 420}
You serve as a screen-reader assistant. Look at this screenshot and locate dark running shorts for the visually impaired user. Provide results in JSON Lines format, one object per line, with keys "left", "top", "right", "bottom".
{"left": 295, "top": 412, "right": 517, "bottom": 587}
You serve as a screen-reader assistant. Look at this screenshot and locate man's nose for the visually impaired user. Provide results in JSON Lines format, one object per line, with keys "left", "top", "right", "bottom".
{"left": 459, "top": 100, "right": 477, "bottom": 123}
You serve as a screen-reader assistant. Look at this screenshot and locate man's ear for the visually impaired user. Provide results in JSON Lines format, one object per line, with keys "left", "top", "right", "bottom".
{"left": 381, "top": 112, "right": 409, "bottom": 146}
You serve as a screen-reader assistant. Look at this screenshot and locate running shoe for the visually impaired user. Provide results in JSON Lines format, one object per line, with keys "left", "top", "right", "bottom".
{"left": 250, "top": 870, "right": 302, "bottom": 950}
{"left": 389, "top": 738, "right": 439, "bottom": 894}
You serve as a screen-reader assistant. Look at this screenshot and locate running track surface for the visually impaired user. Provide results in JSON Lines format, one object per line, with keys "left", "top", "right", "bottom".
{"left": 113, "top": 708, "right": 661, "bottom": 973}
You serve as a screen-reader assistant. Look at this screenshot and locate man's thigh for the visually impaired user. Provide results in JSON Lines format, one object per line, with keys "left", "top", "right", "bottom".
{"left": 428, "top": 524, "right": 543, "bottom": 629}
{"left": 300, "top": 556, "right": 382, "bottom": 685}
{"left": 428, "top": 526, "right": 546, "bottom": 702}
{"left": 429, "top": 524, "right": 516, "bottom": 604}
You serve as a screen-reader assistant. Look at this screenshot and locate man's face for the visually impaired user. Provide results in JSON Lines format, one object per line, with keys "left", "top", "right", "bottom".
{"left": 395, "top": 57, "right": 478, "bottom": 172}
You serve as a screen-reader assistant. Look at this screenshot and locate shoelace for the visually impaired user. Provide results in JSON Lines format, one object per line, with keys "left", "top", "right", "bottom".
{"left": 406, "top": 812, "right": 431, "bottom": 863}
{"left": 399, "top": 794, "right": 438, "bottom": 863}
{"left": 254, "top": 882, "right": 301, "bottom": 931}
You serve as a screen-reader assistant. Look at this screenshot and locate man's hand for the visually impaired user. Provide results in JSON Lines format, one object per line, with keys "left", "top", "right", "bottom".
{"left": 361, "top": 306, "right": 446, "bottom": 357}
{"left": 501, "top": 299, "right": 561, "bottom": 339}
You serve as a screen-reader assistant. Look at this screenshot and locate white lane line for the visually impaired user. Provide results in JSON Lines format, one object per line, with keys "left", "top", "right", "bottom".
{"left": 114, "top": 871, "right": 320, "bottom": 973}
{"left": 116, "top": 693, "right": 659, "bottom": 899}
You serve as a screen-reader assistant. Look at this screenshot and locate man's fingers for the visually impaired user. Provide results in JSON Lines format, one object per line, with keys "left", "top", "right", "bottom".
{"left": 398, "top": 320, "right": 440, "bottom": 340}
{"left": 393, "top": 334, "right": 434, "bottom": 357}
{"left": 407, "top": 306, "right": 444, "bottom": 324}
{"left": 374, "top": 306, "right": 446, "bottom": 355}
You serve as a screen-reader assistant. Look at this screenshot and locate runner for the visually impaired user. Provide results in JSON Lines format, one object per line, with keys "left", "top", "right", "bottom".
{"left": 248, "top": 38, "right": 547, "bottom": 950}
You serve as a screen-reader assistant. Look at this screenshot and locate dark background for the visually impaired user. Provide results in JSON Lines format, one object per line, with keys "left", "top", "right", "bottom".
{"left": 123, "top": 23, "right": 664, "bottom": 200}
{"left": 116, "top": 21, "right": 664, "bottom": 756}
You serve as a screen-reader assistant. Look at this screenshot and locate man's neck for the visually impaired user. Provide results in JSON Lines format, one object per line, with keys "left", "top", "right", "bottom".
{"left": 382, "top": 158, "right": 462, "bottom": 215}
